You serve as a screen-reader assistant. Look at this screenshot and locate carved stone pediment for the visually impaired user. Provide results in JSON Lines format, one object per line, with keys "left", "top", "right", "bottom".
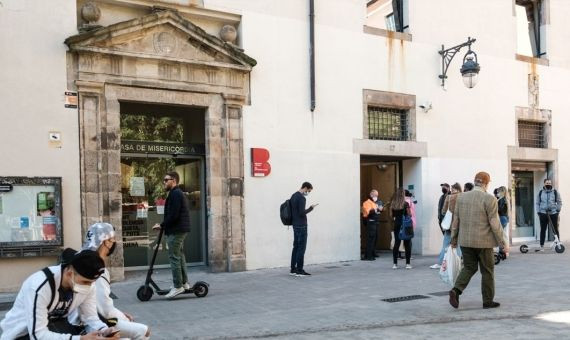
{"left": 65, "top": 10, "right": 256, "bottom": 71}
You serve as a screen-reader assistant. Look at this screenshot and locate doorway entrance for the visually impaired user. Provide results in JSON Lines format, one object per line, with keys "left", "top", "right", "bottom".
{"left": 120, "top": 102, "right": 207, "bottom": 269}
{"left": 511, "top": 162, "right": 548, "bottom": 242}
{"left": 360, "top": 158, "right": 401, "bottom": 255}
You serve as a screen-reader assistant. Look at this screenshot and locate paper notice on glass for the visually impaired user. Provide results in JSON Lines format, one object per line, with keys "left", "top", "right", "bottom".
{"left": 156, "top": 205, "right": 165, "bottom": 215}
{"left": 136, "top": 206, "right": 148, "bottom": 219}
{"left": 130, "top": 177, "right": 145, "bottom": 197}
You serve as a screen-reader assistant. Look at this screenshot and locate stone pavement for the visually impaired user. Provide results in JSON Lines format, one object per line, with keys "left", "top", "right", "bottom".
{"left": 1, "top": 250, "right": 569, "bottom": 339}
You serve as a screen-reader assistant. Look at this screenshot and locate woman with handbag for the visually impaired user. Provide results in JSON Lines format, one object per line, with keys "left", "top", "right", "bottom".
{"left": 391, "top": 188, "right": 413, "bottom": 269}
{"left": 430, "top": 183, "right": 463, "bottom": 269}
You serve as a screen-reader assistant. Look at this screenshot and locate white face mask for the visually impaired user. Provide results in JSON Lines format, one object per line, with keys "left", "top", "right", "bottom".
{"left": 71, "top": 271, "right": 92, "bottom": 295}
{"left": 372, "top": 196, "right": 378, "bottom": 202}
{"left": 303, "top": 191, "right": 309, "bottom": 197}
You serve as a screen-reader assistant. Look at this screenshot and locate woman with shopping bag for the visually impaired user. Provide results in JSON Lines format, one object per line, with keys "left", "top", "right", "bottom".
{"left": 431, "top": 183, "right": 462, "bottom": 269}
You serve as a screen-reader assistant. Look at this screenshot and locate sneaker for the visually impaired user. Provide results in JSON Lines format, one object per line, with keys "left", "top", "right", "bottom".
{"left": 182, "top": 282, "right": 191, "bottom": 290}
{"left": 289, "top": 269, "right": 297, "bottom": 276}
{"left": 392, "top": 264, "right": 398, "bottom": 269}
{"left": 430, "top": 264, "right": 441, "bottom": 269}
{"left": 406, "top": 264, "right": 413, "bottom": 269}
{"left": 483, "top": 302, "right": 501, "bottom": 309}
{"left": 297, "top": 270, "right": 311, "bottom": 276}
{"left": 165, "top": 286, "right": 185, "bottom": 299}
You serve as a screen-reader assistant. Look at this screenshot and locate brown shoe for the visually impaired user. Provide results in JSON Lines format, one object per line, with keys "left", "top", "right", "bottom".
{"left": 449, "top": 289, "right": 459, "bottom": 309}
{"left": 483, "top": 302, "right": 500, "bottom": 309}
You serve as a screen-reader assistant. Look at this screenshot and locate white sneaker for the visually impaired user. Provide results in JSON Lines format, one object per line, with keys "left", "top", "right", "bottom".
{"left": 392, "top": 264, "right": 398, "bottom": 269}
{"left": 165, "top": 287, "right": 185, "bottom": 299}
{"left": 430, "top": 264, "right": 441, "bottom": 269}
{"left": 406, "top": 264, "right": 413, "bottom": 269}
{"left": 182, "top": 282, "right": 191, "bottom": 290}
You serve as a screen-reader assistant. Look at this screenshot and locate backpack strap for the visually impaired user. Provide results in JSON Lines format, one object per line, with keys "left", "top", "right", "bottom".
{"left": 41, "top": 267, "right": 56, "bottom": 311}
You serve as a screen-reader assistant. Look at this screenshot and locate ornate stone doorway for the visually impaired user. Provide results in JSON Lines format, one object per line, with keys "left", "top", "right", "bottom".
{"left": 65, "top": 10, "right": 256, "bottom": 279}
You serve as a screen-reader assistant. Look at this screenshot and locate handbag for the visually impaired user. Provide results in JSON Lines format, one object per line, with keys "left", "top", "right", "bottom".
{"left": 441, "top": 209, "right": 453, "bottom": 231}
{"left": 399, "top": 204, "right": 414, "bottom": 240}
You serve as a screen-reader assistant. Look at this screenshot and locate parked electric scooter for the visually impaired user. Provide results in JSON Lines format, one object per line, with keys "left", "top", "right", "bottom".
{"left": 519, "top": 214, "right": 565, "bottom": 254}
{"left": 137, "top": 228, "right": 209, "bottom": 302}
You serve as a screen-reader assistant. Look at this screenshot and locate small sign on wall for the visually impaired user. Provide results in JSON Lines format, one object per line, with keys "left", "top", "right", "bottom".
{"left": 65, "top": 91, "right": 78, "bottom": 108}
{"left": 251, "top": 148, "right": 271, "bottom": 177}
{"left": 48, "top": 131, "right": 62, "bottom": 149}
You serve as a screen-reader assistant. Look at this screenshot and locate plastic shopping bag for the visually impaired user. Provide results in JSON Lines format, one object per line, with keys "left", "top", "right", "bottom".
{"left": 439, "top": 246, "right": 463, "bottom": 287}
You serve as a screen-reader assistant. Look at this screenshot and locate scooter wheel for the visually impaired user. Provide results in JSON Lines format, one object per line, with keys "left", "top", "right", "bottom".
{"left": 193, "top": 282, "right": 209, "bottom": 298}
{"left": 555, "top": 244, "right": 565, "bottom": 254}
{"left": 137, "top": 285, "right": 154, "bottom": 302}
{"left": 494, "top": 253, "right": 501, "bottom": 265}
{"left": 520, "top": 245, "right": 529, "bottom": 254}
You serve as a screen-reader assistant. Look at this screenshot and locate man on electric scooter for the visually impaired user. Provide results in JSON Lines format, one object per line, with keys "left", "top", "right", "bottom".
{"left": 152, "top": 171, "right": 192, "bottom": 299}
{"left": 536, "top": 179, "right": 563, "bottom": 251}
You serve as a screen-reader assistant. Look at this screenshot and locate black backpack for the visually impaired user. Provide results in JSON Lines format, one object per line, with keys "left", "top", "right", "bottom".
{"left": 280, "top": 199, "right": 293, "bottom": 226}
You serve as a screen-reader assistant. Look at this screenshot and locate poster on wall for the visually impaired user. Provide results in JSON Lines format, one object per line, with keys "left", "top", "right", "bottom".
{"left": 129, "top": 177, "right": 145, "bottom": 197}
{"left": 251, "top": 148, "right": 271, "bottom": 177}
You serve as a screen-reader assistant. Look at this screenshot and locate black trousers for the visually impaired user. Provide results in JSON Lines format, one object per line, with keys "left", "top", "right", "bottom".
{"left": 16, "top": 318, "right": 84, "bottom": 339}
{"left": 365, "top": 220, "right": 378, "bottom": 259}
{"left": 538, "top": 213, "right": 560, "bottom": 246}
{"left": 393, "top": 224, "right": 412, "bottom": 264}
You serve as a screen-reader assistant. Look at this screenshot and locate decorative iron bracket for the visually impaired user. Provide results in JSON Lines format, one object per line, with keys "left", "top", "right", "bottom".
{"left": 438, "top": 37, "right": 476, "bottom": 87}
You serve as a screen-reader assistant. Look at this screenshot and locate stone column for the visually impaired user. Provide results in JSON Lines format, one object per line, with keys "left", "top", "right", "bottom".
{"left": 77, "top": 81, "right": 124, "bottom": 280}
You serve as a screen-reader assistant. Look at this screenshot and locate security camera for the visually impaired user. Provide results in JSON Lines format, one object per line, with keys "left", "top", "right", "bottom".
{"left": 419, "top": 102, "right": 432, "bottom": 113}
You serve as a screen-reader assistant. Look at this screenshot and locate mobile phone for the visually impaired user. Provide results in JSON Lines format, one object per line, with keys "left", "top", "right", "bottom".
{"left": 104, "top": 329, "right": 120, "bottom": 337}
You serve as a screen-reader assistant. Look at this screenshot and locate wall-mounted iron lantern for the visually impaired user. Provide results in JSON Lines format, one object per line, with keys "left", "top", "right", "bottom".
{"left": 439, "top": 37, "right": 480, "bottom": 89}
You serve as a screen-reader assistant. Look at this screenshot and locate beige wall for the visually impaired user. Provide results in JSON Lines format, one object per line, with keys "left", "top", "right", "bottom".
{"left": 0, "top": 0, "right": 79, "bottom": 291}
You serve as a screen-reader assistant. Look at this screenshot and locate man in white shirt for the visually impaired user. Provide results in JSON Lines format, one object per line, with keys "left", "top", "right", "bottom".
{"left": 0, "top": 250, "right": 119, "bottom": 340}
{"left": 79, "top": 222, "right": 150, "bottom": 340}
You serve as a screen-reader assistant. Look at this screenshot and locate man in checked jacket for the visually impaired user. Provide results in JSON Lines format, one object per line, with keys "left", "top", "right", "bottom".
{"left": 449, "top": 171, "right": 509, "bottom": 309}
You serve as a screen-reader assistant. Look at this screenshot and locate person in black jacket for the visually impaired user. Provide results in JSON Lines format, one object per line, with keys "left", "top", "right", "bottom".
{"left": 438, "top": 183, "right": 450, "bottom": 233}
{"left": 289, "top": 182, "right": 318, "bottom": 277}
{"left": 152, "top": 171, "right": 191, "bottom": 299}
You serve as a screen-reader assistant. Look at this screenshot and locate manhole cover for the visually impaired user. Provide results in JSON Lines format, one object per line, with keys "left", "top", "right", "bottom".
{"left": 381, "top": 295, "right": 430, "bottom": 303}
{"left": 428, "top": 291, "right": 449, "bottom": 297}
{"left": 0, "top": 301, "right": 14, "bottom": 311}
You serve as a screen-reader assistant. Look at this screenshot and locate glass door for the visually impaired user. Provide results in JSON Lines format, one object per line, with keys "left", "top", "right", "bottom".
{"left": 512, "top": 171, "right": 535, "bottom": 238}
{"left": 120, "top": 155, "right": 206, "bottom": 269}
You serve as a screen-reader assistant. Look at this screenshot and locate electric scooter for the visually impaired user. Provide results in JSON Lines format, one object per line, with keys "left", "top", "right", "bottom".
{"left": 519, "top": 214, "right": 565, "bottom": 254}
{"left": 136, "top": 228, "right": 209, "bottom": 302}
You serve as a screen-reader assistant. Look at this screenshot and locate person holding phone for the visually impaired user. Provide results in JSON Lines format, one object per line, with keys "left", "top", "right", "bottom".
{"left": 0, "top": 250, "right": 119, "bottom": 340}
{"left": 289, "top": 182, "right": 317, "bottom": 277}
{"left": 77, "top": 223, "right": 151, "bottom": 340}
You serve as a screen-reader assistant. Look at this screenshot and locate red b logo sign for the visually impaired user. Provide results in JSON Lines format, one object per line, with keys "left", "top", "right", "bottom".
{"left": 251, "top": 148, "right": 271, "bottom": 177}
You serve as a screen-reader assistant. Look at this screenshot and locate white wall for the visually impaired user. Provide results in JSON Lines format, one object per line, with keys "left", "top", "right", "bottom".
{"left": 203, "top": 0, "right": 570, "bottom": 269}
{"left": 0, "top": 0, "right": 79, "bottom": 291}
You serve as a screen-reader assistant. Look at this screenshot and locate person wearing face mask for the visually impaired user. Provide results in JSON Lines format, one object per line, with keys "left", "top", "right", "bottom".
{"left": 0, "top": 250, "right": 118, "bottom": 340}
{"left": 431, "top": 183, "right": 462, "bottom": 269}
{"left": 449, "top": 172, "right": 509, "bottom": 310}
{"left": 362, "top": 189, "right": 384, "bottom": 261}
{"left": 496, "top": 186, "right": 510, "bottom": 257}
{"left": 438, "top": 183, "right": 451, "bottom": 233}
{"left": 73, "top": 223, "right": 150, "bottom": 340}
{"left": 536, "top": 179, "right": 563, "bottom": 251}
{"left": 289, "top": 182, "right": 318, "bottom": 276}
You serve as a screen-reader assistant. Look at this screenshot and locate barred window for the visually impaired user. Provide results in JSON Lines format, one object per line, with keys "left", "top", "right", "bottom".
{"left": 518, "top": 120, "right": 546, "bottom": 148}
{"left": 368, "top": 106, "right": 408, "bottom": 141}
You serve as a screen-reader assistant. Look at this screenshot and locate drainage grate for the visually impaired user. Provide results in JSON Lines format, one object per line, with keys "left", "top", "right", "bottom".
{"left": 428, "top": 291, "right": 450, "bottom": 297}
{"left": 381, "top": 295, "right": 430, "bottom": 303}
{"left": 0, "top": 301, "right": 14, "bottom": 311}
{"left": 324, "top": 266, "right": 340, "bottom": 269}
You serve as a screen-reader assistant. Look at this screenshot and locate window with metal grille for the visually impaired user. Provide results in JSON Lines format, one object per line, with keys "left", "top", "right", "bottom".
{"left": 368, "top": 106, "right": 408, "bottom": 141}
{"left": 518, "top": 120, "right": 546, "bottom": 148}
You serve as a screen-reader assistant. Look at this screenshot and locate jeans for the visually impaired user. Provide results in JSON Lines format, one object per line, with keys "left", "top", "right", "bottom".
{"left": 166, "top": 232, "right": 189, "bottom": 288}
{"left": 438, "top": 231, "right": 461, "bottom": 264}
{"left": 291, "top": 226, "right": 308, "bottom": 271}
{"left": 365, "top": 220, "right": 378, "bottom": 259}
{"left": 454, "top": 247, "right": 495, "bottom": 305}
{"left": 538, "top": 213, "right": 560, "bottom": 246}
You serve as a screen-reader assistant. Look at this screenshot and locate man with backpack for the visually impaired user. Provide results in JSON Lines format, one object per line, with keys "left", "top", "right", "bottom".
{"left": 289, "top": 182, "right": 318, "bottom": 276}
{"left": 0, "top": 250, "right": 119, "bottom": 340}
{"left": 536, "top": 178, "right": 563, "bottom": 251}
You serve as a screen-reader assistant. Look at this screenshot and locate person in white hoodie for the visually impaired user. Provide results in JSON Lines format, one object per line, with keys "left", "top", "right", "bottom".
{"left": 80, "top": 223, "right": 150, "bottom": 340}
{"left": 0, "top": 249, "right": 118, "bottom": 340}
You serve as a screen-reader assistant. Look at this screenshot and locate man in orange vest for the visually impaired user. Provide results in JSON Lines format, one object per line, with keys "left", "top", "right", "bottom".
{"left": 362, "top": 189, "right": 383, "bottom": 261}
